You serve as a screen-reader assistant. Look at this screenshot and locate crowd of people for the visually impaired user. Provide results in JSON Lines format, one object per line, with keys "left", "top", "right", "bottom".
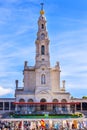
{"left": 0, "top": 119, "right": 87, "bottom": 130}
{"left": 23, "top": 119, "right": 87, "bottom": 130}
{"left": 0, "top": 121, "right": 22, "bottom": 130}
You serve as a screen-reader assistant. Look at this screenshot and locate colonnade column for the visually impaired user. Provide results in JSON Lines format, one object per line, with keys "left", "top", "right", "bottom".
{"left": 9, "top": 102, "right": 11, "bottom": 111}
{"left": 81, "top": 102, "right": 82, "bottom": 111}
{"left": 75, "top": 104, "right": 76, "bottom": 112}
{"left": 3, "top": 102, "right": 4, "bottom": 112}
{"left": 67, "top": 105, "right": 70, "bottom": 113}
{"left": 15, "top": 104, "right": 17, "bottom": 111}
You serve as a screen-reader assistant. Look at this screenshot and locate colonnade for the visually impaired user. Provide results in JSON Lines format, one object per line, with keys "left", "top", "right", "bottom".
{"left": 0, "top": 100, "right": 15, "bottom": 113}
{"left": 0, "top": 101, "right": 87, "bottom": 114}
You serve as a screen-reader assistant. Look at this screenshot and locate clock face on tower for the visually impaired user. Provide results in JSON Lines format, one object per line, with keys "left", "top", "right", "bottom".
{"left": 41, "top": 33, "right": 45, "bottom": 40}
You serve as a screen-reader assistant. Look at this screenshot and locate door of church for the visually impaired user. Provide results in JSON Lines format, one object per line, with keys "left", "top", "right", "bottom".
{"left": 40, "top": 98, "right": 47, "bottom": 111}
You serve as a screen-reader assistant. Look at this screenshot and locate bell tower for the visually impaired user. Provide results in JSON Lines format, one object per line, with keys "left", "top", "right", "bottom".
{"left": 35, "top": 4, "right": 51, "bottom": 94}
{"left": 35, "top": 3, "right": 50, "bottom": 68}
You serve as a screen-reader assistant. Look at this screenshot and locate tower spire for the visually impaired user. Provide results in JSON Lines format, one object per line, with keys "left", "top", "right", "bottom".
{"left": 40, "top": 3, "right": 45, "bottom": 15}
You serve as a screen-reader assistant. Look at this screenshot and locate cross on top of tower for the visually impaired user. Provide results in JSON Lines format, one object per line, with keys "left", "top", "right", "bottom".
{"left": 40, "top": 3, "right": 45, "bottom": 15}
{"left": 41, "top": 3, "right": 44, "bottom": 10}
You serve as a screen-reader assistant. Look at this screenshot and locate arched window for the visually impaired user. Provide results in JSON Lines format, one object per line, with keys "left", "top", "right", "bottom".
{"left": 41, "top": 24, "right": 44, "bottom": 29}
{"left": 41, "top": 45, "right": 45, "bottom": 55}
{"left": 41, "top": 74, "right": 46, "bottom": 84}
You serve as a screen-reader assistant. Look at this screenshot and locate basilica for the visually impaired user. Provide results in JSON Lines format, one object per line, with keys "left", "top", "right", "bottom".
{"left": 0, "top": 4, "right": 87, "bottom": 114}
{"left": 15, "top": 4, "right": 71, "bottom": 112}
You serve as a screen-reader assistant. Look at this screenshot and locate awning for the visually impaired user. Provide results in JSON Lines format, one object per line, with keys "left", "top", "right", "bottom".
{"left": 13, "top": 102, "right": 80, "bottom": 105}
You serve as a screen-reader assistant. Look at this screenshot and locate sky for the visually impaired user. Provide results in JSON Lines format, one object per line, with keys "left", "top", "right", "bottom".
{"left": 0, "top": 0, "right": 87, "bottom": 98}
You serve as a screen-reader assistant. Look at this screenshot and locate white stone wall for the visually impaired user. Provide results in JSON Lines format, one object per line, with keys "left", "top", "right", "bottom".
{"left": 52, "top": 93, "right": 70, "bottom": 102}
{"left": 35, "top": 66, "right": 51, "bottom": 93}
{"left": 51, "top": 68, "right": 60, "bottom": 92}
{"left": 24, "top": 70, "right": 36, "bottom": 92}
{"left": 16, "top": 94, "right": 35, "bottom": 102}
{"left": 35, "top": 91, "right": 52, "bottom": 102}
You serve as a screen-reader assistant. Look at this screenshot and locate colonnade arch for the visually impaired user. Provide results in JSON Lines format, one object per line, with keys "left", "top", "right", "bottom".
{"left": 28, "top": 99, "right": 34, "bottom": 102}
{"left": 19, "top": 99, "right": 25, "bottom": 102}
{"left": 52, "top": 99, "right": 59, "bottom": 113}
{"left": 61, "top": 99, "right": 67, "bottom": 113}
{"left": 40, "top": 98, "right": 47, "bottom": 111}
{"left": 27, "top": 99, "right": 34, "bottom": 113}
{"left": 82, "top": 102, "right": 87, "bottom": 110}
{"left": 18, "top": 99, "right": 25, "bottom": 113}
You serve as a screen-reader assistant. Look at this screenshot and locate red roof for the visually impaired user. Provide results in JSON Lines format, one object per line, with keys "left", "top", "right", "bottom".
{"left": 13, "top": 102, "right": 80, "bottom": 105}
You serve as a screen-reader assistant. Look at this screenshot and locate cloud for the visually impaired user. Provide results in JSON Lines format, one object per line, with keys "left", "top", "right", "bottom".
{"left": 0, "top": 86, "right": 13, "bottom": 96}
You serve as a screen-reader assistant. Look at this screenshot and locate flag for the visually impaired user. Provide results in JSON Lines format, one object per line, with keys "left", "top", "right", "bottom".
{"left": 40, "top": 120, "right": 45, "bottom": 128}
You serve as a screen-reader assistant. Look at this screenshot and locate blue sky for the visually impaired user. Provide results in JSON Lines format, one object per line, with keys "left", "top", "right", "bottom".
{"left": 0, "top": 0, "right": 87, "bottom": 98}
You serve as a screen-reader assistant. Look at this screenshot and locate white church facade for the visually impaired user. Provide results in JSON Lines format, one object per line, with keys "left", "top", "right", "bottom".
{"left": 0, "top": 4, "right": 87, "bottom": 114}
{"left": 15, "top": 5, "right": 71, "bottom": 113}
